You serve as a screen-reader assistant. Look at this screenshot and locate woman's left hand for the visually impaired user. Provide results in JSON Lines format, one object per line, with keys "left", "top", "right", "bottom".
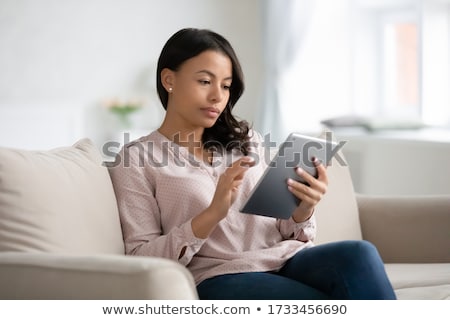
{"left": 287, "top": 158, "right": 328, "bottom": 223}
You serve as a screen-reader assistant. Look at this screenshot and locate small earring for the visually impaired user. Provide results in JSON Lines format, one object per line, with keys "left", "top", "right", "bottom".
{"left": 168, "top": 87, "right": 173, "bottom": 93}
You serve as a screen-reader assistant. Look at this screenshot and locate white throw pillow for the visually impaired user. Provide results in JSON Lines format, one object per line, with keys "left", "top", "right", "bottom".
{"left": 0, "top": 139, "right": 124, "bottom": 254}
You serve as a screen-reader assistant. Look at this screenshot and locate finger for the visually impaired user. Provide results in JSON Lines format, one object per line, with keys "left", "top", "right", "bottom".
{"left": 287, "top": 182, "right": 322, "bottom": 205}
{"left": 288, "top": 180, "right": 323, "bottom": 205}
{"left": 296, "top": 169, "right": 327, "bottom": 195}
{"left": 287, "top": 178, "right": 322, "bottom": 201}
{"left": 236, "top": 156, "right": 256, "bottom": 168}
{"left": 314, "top": 158, "right": 329, "bottom": 185}
{"left": 294, "top": 167, "right": 324, "bottom": 191}
{"left": 226, "top": 156, "right": 254, "bottom": 179}
{"left": 294, "top": 164, "right": 328, "bottom": 191}
{"left": 288, "top": 167, "right": 328, "bottom": 198}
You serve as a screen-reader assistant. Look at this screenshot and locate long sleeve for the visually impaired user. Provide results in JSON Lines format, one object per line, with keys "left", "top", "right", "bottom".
{"left": 277, "top": 214, "right": 317, "bottom": 242}
{"left": 108, "top": 131, "right": 316, "bottom": 285}
{"left": 109, "top": 143, "right": 206, "bottom": 266}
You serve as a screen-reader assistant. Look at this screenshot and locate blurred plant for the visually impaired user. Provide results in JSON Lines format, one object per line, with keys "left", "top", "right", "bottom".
{"left": 102, "top": 97, "right": 143, "bottom": 128}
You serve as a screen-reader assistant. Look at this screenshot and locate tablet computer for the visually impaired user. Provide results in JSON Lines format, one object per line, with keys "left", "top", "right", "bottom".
{"left": 240, "top": 133, "right": 339, "bottom": 219}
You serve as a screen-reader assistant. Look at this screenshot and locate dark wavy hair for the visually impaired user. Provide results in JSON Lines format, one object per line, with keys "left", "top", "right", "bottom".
{"left": 156, "top": 28, "right": 251, "bottom": 155}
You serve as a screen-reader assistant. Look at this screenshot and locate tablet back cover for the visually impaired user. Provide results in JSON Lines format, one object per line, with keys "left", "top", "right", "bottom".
{"left": 240, "top": 133, "right": 337, "bottom": 219}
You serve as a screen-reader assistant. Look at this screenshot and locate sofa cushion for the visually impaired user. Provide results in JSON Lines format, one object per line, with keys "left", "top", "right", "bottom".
{"left": 314, "top": 132, "right": 362, "bottom": 244}
{"left": 386, "top": 263, "right": 450, "bottom": 300}
{"left": 0, "top": 139, "right": 124, "bottom": 254}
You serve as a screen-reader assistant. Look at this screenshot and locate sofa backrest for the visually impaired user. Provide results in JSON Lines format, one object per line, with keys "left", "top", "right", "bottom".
{"left": 0, "top": 134, "right": 361, "bottom": 254}
{"left": 313, "top": 135, "right": 363, "bottom": 244}
{"left": 0, "top": 139, "right": 125, "bottom": 254}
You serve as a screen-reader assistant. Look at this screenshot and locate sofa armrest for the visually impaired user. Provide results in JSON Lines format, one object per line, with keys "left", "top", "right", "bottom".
{"left": 356, "top": 194, "right": 450, "bottom": 263}
{"left": 0, "top": 252, "right": 198, "bottom": 299}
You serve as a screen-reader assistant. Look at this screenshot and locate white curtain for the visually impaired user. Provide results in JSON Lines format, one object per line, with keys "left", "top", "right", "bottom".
{"left": 257, "top": 0, "right": 315, "bottom": 142}
{"left": 258, "top": 0, "right": 353, "bottom": 142}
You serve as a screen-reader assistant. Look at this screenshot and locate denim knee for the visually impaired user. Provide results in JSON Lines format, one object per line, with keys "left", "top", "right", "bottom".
{"left": 353, "top": 240, "right": 381, "bottom": 259}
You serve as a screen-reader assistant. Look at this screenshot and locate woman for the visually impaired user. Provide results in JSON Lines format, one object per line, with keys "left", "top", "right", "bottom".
{"left": 109, "top": 28, "right": 396, "bottom": 299}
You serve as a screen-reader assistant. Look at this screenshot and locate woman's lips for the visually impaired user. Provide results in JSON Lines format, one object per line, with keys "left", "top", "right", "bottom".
{"left": 201, "top": 107, "right": 220, "bottom": 118}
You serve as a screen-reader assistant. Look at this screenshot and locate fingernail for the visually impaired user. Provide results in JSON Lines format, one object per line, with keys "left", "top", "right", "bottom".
{"left": 296, "top": 167, "right": 303, "bottom": 174}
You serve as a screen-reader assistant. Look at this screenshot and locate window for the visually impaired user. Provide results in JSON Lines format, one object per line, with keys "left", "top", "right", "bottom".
{"left": 265, "top": 0, "right": 450, "bottom": 136}
{"left": 353, "top": 0, "right": 450, "bottom": 125}
{"left": 382, "top": 16, "right": 419, "bottom": 117}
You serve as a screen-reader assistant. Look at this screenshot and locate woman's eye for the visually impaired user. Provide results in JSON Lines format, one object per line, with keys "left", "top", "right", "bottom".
{"left": 223, "top": 84, "right": 231, "bottom": 90}
{"left": 199, "top": 80, "right": 210, "bottom": 85}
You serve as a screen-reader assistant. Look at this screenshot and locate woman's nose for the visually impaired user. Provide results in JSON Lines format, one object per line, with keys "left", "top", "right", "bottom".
{"left": 209, "top": 84, "right": 223, "bottom": 102}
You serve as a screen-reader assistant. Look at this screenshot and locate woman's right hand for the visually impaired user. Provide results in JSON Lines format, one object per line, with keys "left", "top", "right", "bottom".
{"left": 191, "top": 156, "right": 254, "bottom": 238}
{"left": 210, "top": 156, "right": 255, "bottom": 219}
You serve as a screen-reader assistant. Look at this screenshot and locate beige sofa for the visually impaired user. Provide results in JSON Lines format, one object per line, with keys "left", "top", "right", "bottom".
{"left": 314, "top": 153, "right": 450, "bottom": 300}
{"left": 0, "top": 138, "right": 449, "bottom": 299}
{"left": 0, "top": 138, "right": 198, "bottom": 299}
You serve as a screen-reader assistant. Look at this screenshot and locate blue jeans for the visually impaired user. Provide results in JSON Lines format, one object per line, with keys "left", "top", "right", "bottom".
{"left": 196, "top": 240, "right": 396, "bottom": 300}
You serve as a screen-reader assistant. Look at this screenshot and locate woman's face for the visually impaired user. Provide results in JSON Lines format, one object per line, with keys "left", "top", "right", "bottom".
{"left": 163, "top": 50, "right": 233, "bottom": 130}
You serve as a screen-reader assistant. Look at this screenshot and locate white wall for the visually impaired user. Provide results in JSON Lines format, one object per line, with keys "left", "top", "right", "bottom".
{"left": 0, "top": 0, "right": 263, "bottom": 149}
{"left": 1, "top": 0, "right": 449, "bottom": 197}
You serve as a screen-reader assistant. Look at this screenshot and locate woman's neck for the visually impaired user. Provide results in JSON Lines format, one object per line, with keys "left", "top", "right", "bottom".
{"left": 158, "top": 119, "right": 205, "bottom": 151}
{"left": 158, "top": 125, "right": 213, "bottom": 165}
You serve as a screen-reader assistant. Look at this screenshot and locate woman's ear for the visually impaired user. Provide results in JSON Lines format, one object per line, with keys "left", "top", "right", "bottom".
{"left": 160, "top": 68, "right": 175, "bottom": 93}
